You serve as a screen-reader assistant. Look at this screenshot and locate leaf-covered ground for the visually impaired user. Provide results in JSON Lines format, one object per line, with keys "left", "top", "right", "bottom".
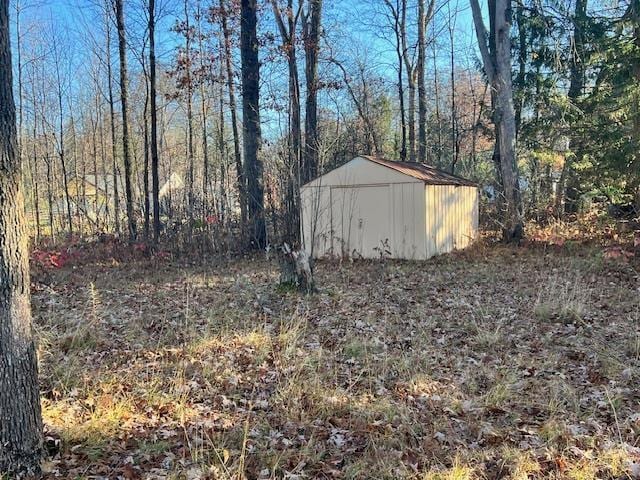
{"left": 33, "top": 244, "right": 640, "bottom": 479}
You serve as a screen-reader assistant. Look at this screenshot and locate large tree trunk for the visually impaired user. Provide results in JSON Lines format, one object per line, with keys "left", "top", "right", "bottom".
{"left": 303, "top": 0, "right": 322, "bottom": 183}
{"left": 115, "top": 0, "right": 137, "bottom": 240}
{"left": 149, "top": 0, "right": 161, "bottom": 242}
{"left": 0, "top": 1, "right": 43, "bottom": 473}
{"left": 240, "top": 0, "right": 266, "bottom": 248}
{"left": 471, "top": 0, "right": 523, "bottom": 242}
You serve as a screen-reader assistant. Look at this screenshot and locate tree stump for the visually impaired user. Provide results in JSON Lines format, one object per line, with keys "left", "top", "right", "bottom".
{"left": 278, "top": 243, "right": 314, "bottom": 293}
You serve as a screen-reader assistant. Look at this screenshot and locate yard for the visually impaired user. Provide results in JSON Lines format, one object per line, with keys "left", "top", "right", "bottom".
{"left": 33, "top": 240, "right": 640, "bottom": 479}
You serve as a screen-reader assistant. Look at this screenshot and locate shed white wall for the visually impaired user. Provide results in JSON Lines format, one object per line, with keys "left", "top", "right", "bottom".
{"left": 301, "top": 157, "right": 478, "bottom": 260}
{"left": 425, "top": 185, "right": 479, "bottom": 257}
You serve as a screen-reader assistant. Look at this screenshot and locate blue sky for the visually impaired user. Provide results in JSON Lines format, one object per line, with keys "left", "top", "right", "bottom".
{"left": 11, "top": 0, "right": 483, "bottom": 141}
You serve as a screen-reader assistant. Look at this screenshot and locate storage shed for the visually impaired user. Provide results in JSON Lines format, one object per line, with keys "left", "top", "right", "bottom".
{"left": 300, "top": 155, "right": 479, "bottom": 260}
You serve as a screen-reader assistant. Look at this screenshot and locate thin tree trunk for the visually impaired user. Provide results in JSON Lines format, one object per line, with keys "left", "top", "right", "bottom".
{"left": 106, "top": 12, "right": 120, "bottom": 235}
{"left": 183, "top": 0, "right": 195, "bottom": 231}
{"left": 218, "top": 53, "right": 227, "bottom": 225}
{"left": 30, "top": 74, "right": 42, "bottom": 241}
{"left": 98, "top": 98, "right": 110, "bottom": 227}
{"left": 271, "top": 0, "right": 302, "bottom": 242}
{"left": 432, "top": 34, "right": 442, "bottom": 163}
{"left": 53, "top": 40, "right": 73, "bottom": 235}
{"left": 149, "top": 0, "right": 161, "bottom": 241}
{"left": 383, "top": 0, "right": 407, "bottom": 161}
{"left": 143, "top": 80, "right": 150, "bottom": 240}
{"left": 448, "top": 0, "right": 458, "bottom": 173}
{"left": 417, "top": 0, "right": 427, "bottom": 163}
{"left": 220, "top": 0, "right": 246, "bottom": 225}
{"left": 115, "top": 0, "right": 137, "bottom": 240}
{"left": 197, "top": 1, "right": 209, "bottom": 221}
{"left": 0, "top": 1, "right": 43, "bottom": 472}
{"left": 400, "top": 0, "right": 416, "bottom": 162}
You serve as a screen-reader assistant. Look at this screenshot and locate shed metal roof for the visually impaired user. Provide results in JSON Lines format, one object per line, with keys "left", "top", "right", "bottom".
{"left": 360, "top": 155, "right": 477, "bottom": 187}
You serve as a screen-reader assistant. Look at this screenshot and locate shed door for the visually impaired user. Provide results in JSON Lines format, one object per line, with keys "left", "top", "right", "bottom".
{"left": 331, "top": 185, "right": 390, "bottom": 258}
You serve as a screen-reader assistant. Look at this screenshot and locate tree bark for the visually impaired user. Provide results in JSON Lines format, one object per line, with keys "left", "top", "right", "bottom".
{"left": 183, "top": 0, "right": 195, "bottom": 231}
{"left": 470, "top": 0, "right": 523, "bottom": 242}
{"left": 197, "top": 1, "right": 210, "bottom": 222}
{"left": 383, "top": 0, "right": 407, "bottom": 161}
{"left": 220, "top": 0, "right": 246, "bottom": 225}
{"left": 0, "top": 1, "right": 43, "bottom": 473}
{"left": 303, "top": 0, "right": 322, "bottom": 183}
{"left": 416, "top": 0, "right": 428, "bottom": 163}
{"left": 106, "top": 11, "right": 121, "bottom": 235}
{"left": 240, "top": 0, "right": 266, "bottom": 248}
{"left": 561, "top": 0, "right": 588, "bottom": 215}
{"left": 271, "top": 0, "right": 302, "bottom": 243}
{"left": 149, "top": 0, "right": 161, "bottom": 242}
{"left": 115, "top": 0, "right": 137, "bottom": 240}
{"left": 143, "top": 78, "right": 150, "bottom": 240}
{"left": 53, "top": 38, "right": 73, "bottom": 235}
{"left": 400, "top": 0, "right": 416, "bottom": 162}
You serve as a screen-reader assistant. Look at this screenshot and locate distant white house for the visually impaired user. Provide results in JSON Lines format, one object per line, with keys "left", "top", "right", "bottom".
{"left": 159, "top": 172, "right": 184, "bottom": 200}
{"left": 300, "top": 155, "right": 479, "bottom": 260}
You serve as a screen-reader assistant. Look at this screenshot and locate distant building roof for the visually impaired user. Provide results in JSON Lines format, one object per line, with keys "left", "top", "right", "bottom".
{"left": 360, "top": 155, "right": 477, "bottom": 187}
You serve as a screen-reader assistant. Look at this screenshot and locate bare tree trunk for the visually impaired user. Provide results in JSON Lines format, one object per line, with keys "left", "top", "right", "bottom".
{"left": 197, "top": 1, "right": 209, "bottom": 221}
{"left": 115, "top": 0, "right": 137, "bottom": 240}
{"left": 106, "top": 12, "right": 120, "bottom": 235}
{"left": 417, "top": 0, "right": 427, "bottom": 163}
{"left": 220, "top": 0, "right": 246, "bottom": 225}
{"left": 448, "top": 0, "right": 458, "bottom": 173}
{"left": 143, "top": 79, "right": 150, "bottom": 240}
{"left": 271, "top": 0, "right": 302, "bottom": 242}
{"left": 53, "top": 38, "right": 73, "bottom": 235}
{"left": 471, "top": 0, "right": 523, "bottom": 242}
{"left": 400, "top": 0, "right": 416, "bottom": 162}
{"left": 149, "top": 0, "right": 161, "bottom": 241}
{"left": 240, "top": 0, "right": 266, "bottom": 248}
{"left": 41, "top": 112, "right": 56, "bottom": 240}
{"left": 303, "top": 0, "right": 322, "bottom": 182}
{"left": 31, "top": 123, "right": 41, "bottom": 241}
{"left": 30, "top": 74, "right": 42, "bottom": 241}
{"left": 183, "top": 0, "right": 195, "bottom": 231}
{"left": 432, "top": 34, "right": 442, "bottom": 163}
{"left": 218, "top": 51, "right": 227, "bottom": 224}
{"left": 0, "top": 2, "right": 43, "bottom": 473}
{"left": 98, "top": 101, "right": 110, "bottom": 227}
{"left": 383, "top": 0, "right": 407, "bottom": 161}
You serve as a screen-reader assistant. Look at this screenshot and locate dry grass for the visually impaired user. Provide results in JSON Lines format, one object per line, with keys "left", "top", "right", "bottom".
{"left": 32, "top": 244, "right": 640, "bottom": 479}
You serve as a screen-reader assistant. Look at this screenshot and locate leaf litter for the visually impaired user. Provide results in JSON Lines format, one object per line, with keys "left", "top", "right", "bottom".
{"left": 32, "top": 243, "right": 640, "bottom": 479}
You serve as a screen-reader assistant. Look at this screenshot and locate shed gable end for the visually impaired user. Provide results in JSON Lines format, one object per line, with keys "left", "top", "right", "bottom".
{"left": 302, "top": 156, "right": 422, "bottom": 188}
